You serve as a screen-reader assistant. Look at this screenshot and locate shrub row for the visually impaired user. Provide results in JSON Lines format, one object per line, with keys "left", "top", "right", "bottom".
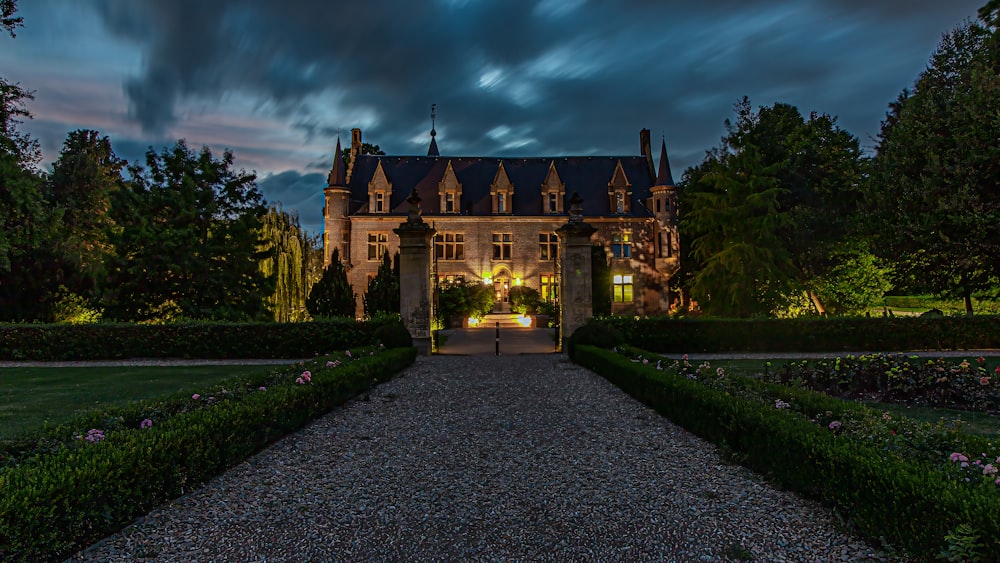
{"left": 0, "top": 346, "right": 417, "bottom": 562}
{"left": 0, "top": 318, "right": 409, "bottom": 361}
{"left": 593, "top": 316, "right": 1000, "bottom": 353}
{"left": 573, "top": 345, "right": 1000, "bottom": 559}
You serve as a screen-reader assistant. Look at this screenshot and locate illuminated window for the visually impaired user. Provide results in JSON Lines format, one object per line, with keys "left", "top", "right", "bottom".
{"left": 613, "top": 274, "right": 633, "bottom": 303}
{"left": 492, "top": 233, "right": 512, "bottom": 260}
{"left": 367, "top": 233, "right": 388, "bottom": 260}
{"left": 539, "top": 233, "right": 558, "bottom": 261}
{"left": 437, "top": 274, "right": 465, "bottom": 286}
{"left": 612, "top": 232, "right": 631, "bottom": 259}
{"left": 434, "top": 232, "right": 465, "bottom": 261}
{"left": 541, "top": 274, "right": 558, "bottom": 303}
{"left": 615, "top": 192, "right": 625, "bottom": 214}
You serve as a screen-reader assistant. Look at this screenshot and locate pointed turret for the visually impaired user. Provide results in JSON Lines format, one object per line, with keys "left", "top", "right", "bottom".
{"left": 327, "top": 137, "right": 347, "bottom": 187}
{"left": 428, "top": 104, "right": 440, "bottom": 156}
{"left": 655, "top": 138, "right": 676, "bottom": 187}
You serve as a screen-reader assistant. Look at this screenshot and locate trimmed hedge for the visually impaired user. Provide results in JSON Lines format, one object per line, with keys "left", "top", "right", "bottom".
{"left": 0, "top": 346, "right": 417, "bottom": 562}
{"left": 574, "top": 345, "right": 1000, "bottom": 559}
{"left": 599, "top": 316, "right": 1000, "bottom": 353}
{"left": 0, "top": 318, "right": 403, "bottom": 361}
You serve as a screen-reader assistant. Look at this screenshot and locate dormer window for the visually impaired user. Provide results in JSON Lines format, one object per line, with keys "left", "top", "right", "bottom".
{"left": 608, "top": 160, "right": 632, "bottom": 214}
{"left": 541, "top": 161, "right": 565, "bottom": 214}
{"left": 367, "top": 161, "right": 392, "bottom": 214}
{"left": 439, "top": 160, "right": 462, "bottom": 214}
{"left": 491, "top": 161, "right": 514, "bottom": 214}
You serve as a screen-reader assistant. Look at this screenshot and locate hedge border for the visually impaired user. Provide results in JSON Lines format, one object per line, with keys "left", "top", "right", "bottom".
{"left": 573, "top": 345, "right": 1000, "bottom": 559}
{"left": 0, "top": 346, "right": 417, "bottom": 562}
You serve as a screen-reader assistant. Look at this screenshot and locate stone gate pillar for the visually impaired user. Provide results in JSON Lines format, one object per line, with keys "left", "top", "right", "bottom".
{"left": 394, "top": 191, "right": 436, "bottom": 355}
{"left": 556, "top": 192, "right": 597, "bottom": 352}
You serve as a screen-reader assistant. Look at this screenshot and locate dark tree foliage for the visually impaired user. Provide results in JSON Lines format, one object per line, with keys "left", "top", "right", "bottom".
{"left": 681, "top": 98, "right": 870, "bottom": 317}
{"left": 46, "top": 130, "right": 126, "bottom": 300}
{"left": 103, "top": 141, "right": 271, "bottom": 322}
{"left": 259, "top": 204, "right": 311, "bottom": 322}
{"left": 363, "top": 251, "right": 399, "bottom": 319}
{"left": 867, "top": 21, "right": 1000, "bottom": 315}
{"left": 1, "top": 0, "right": 21, "bottom": 38}
{"left": 591, "top": 245, "right": 612, "bottom": 317}
{"left": 307, "top": 248, "right": 357, "bottom": 318}
{"left": 435, "top": 279, "right": 494, "bottom": 326}
{"left": 342, "top": 142, "right": 385, "bottom": 167}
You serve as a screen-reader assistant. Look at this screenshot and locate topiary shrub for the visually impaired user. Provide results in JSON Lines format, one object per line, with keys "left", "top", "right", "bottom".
{"left": 508, "top": 286, "right": 540, "bottom": 314}
{"left": 567, "top": 319, "right": 624, "bottom": 360}
{"left": 373, "top": 318, "right": 413, "bottom": 349}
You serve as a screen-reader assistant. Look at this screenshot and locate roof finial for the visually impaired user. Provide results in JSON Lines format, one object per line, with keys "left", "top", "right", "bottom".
{"left": 427, "top": 103, "right": 440, "bottom": 157}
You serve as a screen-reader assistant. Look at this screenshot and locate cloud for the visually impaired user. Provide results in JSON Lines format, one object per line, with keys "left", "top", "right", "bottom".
{"left": 257, "top": 170, "right": 326, "bottom": 235}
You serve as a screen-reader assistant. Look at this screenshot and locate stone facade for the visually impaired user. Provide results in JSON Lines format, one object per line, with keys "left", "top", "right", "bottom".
{"left": 323, "top": 127, "right": 680, "bottom": 318}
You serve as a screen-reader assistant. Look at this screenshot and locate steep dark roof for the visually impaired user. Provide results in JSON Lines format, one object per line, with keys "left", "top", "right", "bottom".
{"left": 347, "top": 155, "right": 655, "bottom": 217}
{"left": 327, "top": 137, "right": 347, "bottom": 186}
{"left": 655, "top": 138, "right": 676, "bottom": 187}
{"left": 427, "top": 136, "right": 439, "bottom": 157}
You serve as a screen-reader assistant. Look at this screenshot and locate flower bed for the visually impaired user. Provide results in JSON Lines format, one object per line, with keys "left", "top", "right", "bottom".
{"left": 572, "top": 345, "right": 1000, "bottom": 560}
{"left": 765, "top": 353, "right": 1000, "bottom": 412}
{"left": 0, "top": 345, "right": 417, "bottom": 562}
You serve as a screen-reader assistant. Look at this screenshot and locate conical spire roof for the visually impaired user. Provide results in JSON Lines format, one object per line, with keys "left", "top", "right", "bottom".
{"left": 327, "top": 137, "right": 347, "bottom": 186}
{"left": 655, "top": 138, "right": 675, "bottom": 187}
{"left": 427, "top": 103, "right": 440, "bottom": 156}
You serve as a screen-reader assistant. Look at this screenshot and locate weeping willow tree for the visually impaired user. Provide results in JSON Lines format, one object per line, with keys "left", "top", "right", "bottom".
{"left": 258, "top": 204, "right": 311, "bottom": 322}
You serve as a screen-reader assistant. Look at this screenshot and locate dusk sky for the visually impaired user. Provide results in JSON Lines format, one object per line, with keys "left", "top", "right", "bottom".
{"left": 1, "top": 0, "right": 985, "bottom": 234}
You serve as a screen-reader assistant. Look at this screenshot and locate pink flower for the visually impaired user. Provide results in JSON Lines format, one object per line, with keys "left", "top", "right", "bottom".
{"left": 140, "top": 419, "right": 153, "bottom": 429}
{"left": 192, "top": 394, "right": 200, "bottom": 400}
{"left": 259, "top": 386, "right": 266, "bottom": 391}
{"left": 995, "top": 366, "right": 1000, "bottom": 374}
{"left": 983, "top": 464, "right": 998, "bottom": 476}
{"left": 716, "top": 367, "right": 725, "bottom": 377}
{"left": 977, "top": 356, "right": 986, "bottom": 363}
{"left": 302, "top": 370, "right": 312, "bottom": 381}
{"left": 326, "top": 361, "right": 335, "bottom": 367}
{"left": 681, "top": 354, "right": 689, "bottom": 361}
{"left": 295, "top": 377, "right": 305, "bottom": 385}
{"left": 345, "top": 350, "right": 352, "bottom": 358}
{"left": 981, "top": 376, "right": 991, "bottom": 386}
{"left": 828, "top": 421, "right": 842, "bottom": 431}
{"left": 84, "top": 429, "right": 105, "bottom": 443}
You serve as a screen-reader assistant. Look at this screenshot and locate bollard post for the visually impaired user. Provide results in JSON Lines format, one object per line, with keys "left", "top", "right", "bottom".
{"left": 495, "top": 321, "right": 500, "bottom": 355}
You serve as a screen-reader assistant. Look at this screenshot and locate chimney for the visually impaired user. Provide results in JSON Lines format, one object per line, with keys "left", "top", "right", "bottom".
{"left": 640, "top": 129, "right": 655, "bottom": 179}
{"left": 348, "top": 128, "right": 362, "bottom": 183}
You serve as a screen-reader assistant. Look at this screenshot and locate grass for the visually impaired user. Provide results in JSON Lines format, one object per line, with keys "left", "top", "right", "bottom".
{"left": 0, "top": 364, "right": 286, "bottom": 441}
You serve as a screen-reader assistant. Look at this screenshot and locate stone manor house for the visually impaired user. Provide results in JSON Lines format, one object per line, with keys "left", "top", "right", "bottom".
{"left": 322, "top": 125, "right": 680, "bottom": 318}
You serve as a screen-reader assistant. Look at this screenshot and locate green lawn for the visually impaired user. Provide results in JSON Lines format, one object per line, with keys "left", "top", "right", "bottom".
{"left": 0, "top": 364, "right": 283, "bottom": 440}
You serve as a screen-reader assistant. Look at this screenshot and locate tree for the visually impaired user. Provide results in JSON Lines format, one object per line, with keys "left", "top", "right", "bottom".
{"left": 591, "top": 245, "right": 612, "bottom": 317}
{"left": 259, "top": 204, "right": 311, "bottom": 322}
{"left": 1, "top": 0, "right": 21, "bottom": 38}
{"left": 307, "top": 248, "right": 356, "bottom": 318}
{"left": 103, "top": 141, "right": 271, "bottom": 321}
{"left": 363, "top": 251, "right": 399, "bottom": 318}
{"left": 680, "top": 98, "right": 872, "bottom": 317}
{"left": 46, "top": 130, "right": 126, "bottom": 301}
{"left": 866, "top": 21, "right": 1000, "bottom": 315}
{"left": 342, "top": 142, "right": 385, "bottom": 168}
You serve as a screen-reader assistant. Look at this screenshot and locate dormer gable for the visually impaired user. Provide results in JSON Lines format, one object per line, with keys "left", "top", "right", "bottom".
{"left": 367, "top": 160, "right": 392, "bottom": 214}
{"left": 490, "top": 161, "right": 514, "bottom": 214}
{"left": 438, "top": 160, "right": 462, "bottom": 214}
{"left": 608, "top": 160, "right": 632, "bottom": 214}
{"left": 541, "top": 161, "right": 565, "bottom": 214}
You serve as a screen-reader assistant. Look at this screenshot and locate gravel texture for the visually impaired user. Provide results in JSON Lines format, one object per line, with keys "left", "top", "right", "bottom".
{"left": 68, "top": 354, "right": 889, "bottom": 562}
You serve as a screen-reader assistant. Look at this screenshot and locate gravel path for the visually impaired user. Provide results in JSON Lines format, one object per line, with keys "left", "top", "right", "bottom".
{"left": 69, "top": 354, "right": 886, "bottom": 562}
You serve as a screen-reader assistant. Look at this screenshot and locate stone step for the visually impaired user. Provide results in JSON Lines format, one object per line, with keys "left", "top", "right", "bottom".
{"left": 472, "top": 313, "right": 536, "bottom": 329}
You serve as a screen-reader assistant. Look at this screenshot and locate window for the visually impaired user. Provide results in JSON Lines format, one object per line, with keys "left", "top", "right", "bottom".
{"left": 434, "top": 232, "right": 465, "bottom": 261}
{"left": 367, "top": 233, "right": 388, "bottom": 261}
{"left": 615, "top": 192, "right": 625, "bottom": 214}
{"left": 497, "top": 192, "right": 506, "bottom": 213}
{"left": 437, "top": 274, "right": 465, "bottom": 286}
{"left": 612, "top": 232, "right": 631, "bottom": 259}
{"left": 548, "top": 192, "right": 558, "bottom": 213}
{"left": 539, "top": 233, "right": 558, "bottom": 261}
{"left": 655, "top": 197, "right": 661, "bottom": 213}
{"left": 613, "top": 274, "right": 633, "bottom": 303}
{"left": 492, "top": 233, "right": 512, "bottom": 260}
{"left": 659, "top": 231, "right": 672, "bottom": 258}
{"left": 445, "top": 192, "right": 456, "bottom": 213}
{"left": 375, "top": 192, "right": 385, "bottom": 213}
{"left": 541, "top": 274, "right": 558, "bottom": 303}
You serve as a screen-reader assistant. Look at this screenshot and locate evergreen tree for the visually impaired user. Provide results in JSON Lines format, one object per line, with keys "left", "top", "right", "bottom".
{"left": 307, "top": 248, "right": 356, "bottom": 318}
{"left": 363, "top": 251, "right": 400, "bottom": 318}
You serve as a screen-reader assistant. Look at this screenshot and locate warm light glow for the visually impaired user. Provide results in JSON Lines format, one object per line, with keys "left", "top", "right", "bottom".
{"left": 482, "top": 276, "right": 492, "bottom": 285}
{"left": 514, "top": 277, "right": 522, "bottom": 286}
{"left": 516, "top": 314, "right": 533, "bottom": 327}
{"left": 468, "top": 317, "right": 481, "bottom": 327}
{"left": 613, "top": 274, "right": 623, "bottom": 284}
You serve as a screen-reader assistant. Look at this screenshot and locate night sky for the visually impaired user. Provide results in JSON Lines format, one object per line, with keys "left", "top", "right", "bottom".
{"left": 1, "top": 0, "right": 985, "bottom": 234}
